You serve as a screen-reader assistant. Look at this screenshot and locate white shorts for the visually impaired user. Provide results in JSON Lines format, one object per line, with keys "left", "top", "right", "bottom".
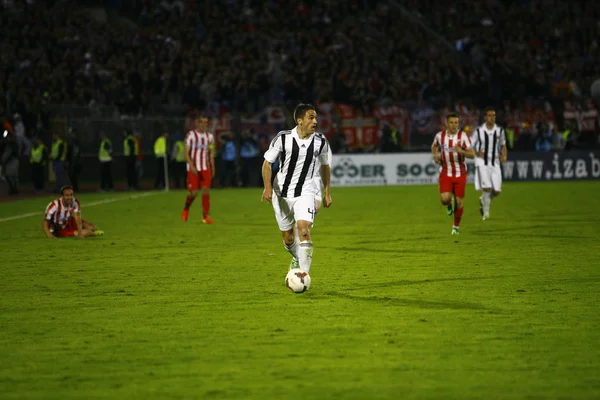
{"left": 475, "top": 164, "right": 502, "bottom": 192}
{"left": 271, "top": 192, "right": 316, "bottom": 231}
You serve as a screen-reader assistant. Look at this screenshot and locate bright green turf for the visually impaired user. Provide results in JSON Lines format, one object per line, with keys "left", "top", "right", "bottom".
{"left": 1, "top": 182, "right": 599, "bottom": 400}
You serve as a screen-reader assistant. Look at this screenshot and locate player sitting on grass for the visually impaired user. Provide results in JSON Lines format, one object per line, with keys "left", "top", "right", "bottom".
{"left": 42, "top": 185, "right": 104, "bottom": 238}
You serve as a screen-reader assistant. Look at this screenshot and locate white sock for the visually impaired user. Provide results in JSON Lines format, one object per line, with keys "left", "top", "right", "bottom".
{"left": 294, "top": 224, "right": 300, "bottom": 244}
{"left": 297, "top": 240, "right": 313, "bottom": 273}
{"left": 284, "top": 240, "right": 299, "bottom": 260}
{"left": 482, "top": 191, "right": 491, "bottom": 215}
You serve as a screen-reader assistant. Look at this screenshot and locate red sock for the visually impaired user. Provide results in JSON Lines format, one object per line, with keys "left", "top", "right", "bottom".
{"left": 202, "top": 194, "right": 210, "bottom": 218}
{"left": 184, "top": 195, "right": 195, "bottom": 210}
{"left": 453, "top": 206, "right": 464, "bottom": 227}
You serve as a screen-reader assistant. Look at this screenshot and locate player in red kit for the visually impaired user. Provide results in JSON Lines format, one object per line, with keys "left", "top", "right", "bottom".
{"left": 42, "top": 185, "right": 104, "bottom": 238}
{"left": 181, "top": 115, "right": 216, "bottom": 224}
{"left": 431, "top": 113, "right": 475, "bottom": 235}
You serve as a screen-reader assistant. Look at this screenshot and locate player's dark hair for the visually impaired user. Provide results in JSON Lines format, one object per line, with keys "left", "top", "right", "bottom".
{"left": 446, "top": 113, "right": 459, "bottom": 121}
{"left": 484, "top": 106, "right": 496, "bottom": 115}
{"left": 60, "top": 185, "right": 74, "bottom": 195}
{"left": 294, "top": 104, "right": 317, "bottom": 123}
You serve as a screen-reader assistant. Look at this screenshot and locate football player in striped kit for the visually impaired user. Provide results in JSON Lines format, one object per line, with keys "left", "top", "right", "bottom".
{"left": 432, "top": 114, "right": 475, "bottom": 235}
{"left": 261, "top": 104, "right": 332, "bottom": 273}
{"left": 472, "top": 107, "right": 508, "bottom": 220}
{"left": 42, "top": 185, "right": 103, "bottom": 238}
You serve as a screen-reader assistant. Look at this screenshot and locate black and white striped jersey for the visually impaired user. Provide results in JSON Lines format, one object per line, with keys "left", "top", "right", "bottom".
{"left": 471, "top": 124, "right": 507, "bottom": 166}
{"left": 264, "top": 127, "right": 330, "bottom": 198}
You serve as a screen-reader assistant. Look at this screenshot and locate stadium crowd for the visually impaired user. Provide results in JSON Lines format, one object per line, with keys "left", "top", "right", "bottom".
{"left": 1, "top": 0, "right": 599, "bottom": 196}
{"left": 1, "top": 0, "right": 599, "bottom": 127}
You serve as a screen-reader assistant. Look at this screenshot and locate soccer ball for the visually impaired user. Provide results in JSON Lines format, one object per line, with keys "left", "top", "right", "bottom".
{"left": 285, "top": 268, "right": 311, "bottom": 293}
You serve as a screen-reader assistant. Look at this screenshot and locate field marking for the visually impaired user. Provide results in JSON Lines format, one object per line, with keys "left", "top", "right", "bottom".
{"left": 0, "top": 192, "right": 158, "bottom": 223}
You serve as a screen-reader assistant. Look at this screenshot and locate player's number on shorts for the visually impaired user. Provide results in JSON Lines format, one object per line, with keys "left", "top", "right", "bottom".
{"left": 307, "top": 208, "right": 315, "bottom": 219}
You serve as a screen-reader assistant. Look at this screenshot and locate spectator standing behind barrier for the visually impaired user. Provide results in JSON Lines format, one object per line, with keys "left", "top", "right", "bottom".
{"left": 50, "top": 133, "right": 67, "bottom": 193}
{"left": 380, "top": 125, "right": 400, "bottom": 153}
{"left": 12, "top": 113, "right": 31, "bottom": 156}
{"left": 329, "top": 125, "right": 348, "bottom": 154}
{"left": 1, "top": 132, "right": 20, "bottom": 195}
{"left": 98, "top": 133, "right": 114, "bottom": 192}
{"left": 171, "top": 133, "right": 187, "bottom": 189}
{"left": 218, "top": 132, "right": 237, "bottom": 188}
{"left": 535, "top": 125, "right": 553, "bottom": 152}
{"left": 30, "top": 137, "right": 48, "bottom": 193}
{"left": 66, "top": 128, "right": 81, "bottom": 192}
{"left": 154, "top": 131, "right": 168, "bottom": 189}
{"left": 134, "top": 131, "right": 144, "bottom": 183}
{"left": 240, "top": 129, "right": 260, "bottom": 187}
{"left": 123, "top": 129, "right": 138, "bottom": 190}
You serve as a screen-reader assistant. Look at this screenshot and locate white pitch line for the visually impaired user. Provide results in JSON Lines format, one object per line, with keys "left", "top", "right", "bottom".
{"left": 0, "top": 191, "right": 158, "bottom": 223}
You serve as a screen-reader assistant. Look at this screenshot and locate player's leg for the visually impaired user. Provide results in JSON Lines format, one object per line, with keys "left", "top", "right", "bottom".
{"left": 481, "top": 188, "right": 492, "bottom": 220}
{"left": 475, "top": 165, "right": 483, "bottom": 216}
{"left": 82, "top": 220, "right": 104, "bottom": 236}
{"left": 56, "top": 226, "right": 94, "bottom": 238}
{"left": 293, "top": 196, "right": 316, "bottom": 273}
{"left": 491, "top": 165, "right": 502, "bottom": 201}
{"left": 200, "top": 169, "right": 213, "bottom": 224}
{"left": 182, "top": 170, "right": 199, "bottom": 221}
{"left": 439, "top": 175, "right": 453, "bottom": 216}
{"left": 478, "top": 166, "right": 493, "bottom": 220}
{"left": 451, "top": 177, "right": 467, "bottom": 234}
{"left": 273, "top": 194, "right": 299, "bottom": 269}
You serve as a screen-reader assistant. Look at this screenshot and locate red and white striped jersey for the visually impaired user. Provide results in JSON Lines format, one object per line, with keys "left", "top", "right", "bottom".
{"left": 433, "top": 130, "right": 472, "bottom": 177}
{"left": 44, "top": 198, "right": 80, "bottom": 228}
{"left": 185, "top": 130, "right": 215, "bottom": 171}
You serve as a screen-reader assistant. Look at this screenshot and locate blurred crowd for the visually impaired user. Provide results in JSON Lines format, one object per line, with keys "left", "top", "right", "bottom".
{"left": 2, "top": 0, "right": 599, "bottom": 126}
{"left": 1, "top": 0, "right": 600, "bottom": 195}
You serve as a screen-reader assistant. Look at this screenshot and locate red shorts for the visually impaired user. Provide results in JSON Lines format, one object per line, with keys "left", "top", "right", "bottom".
{"left": 187, "top": 169, "right": 212, "bottom": 191}
{"left": 54, "top": 217, "right": 90, "bottom": 237}
{"left": 439, "top": 174, "right": 467, "bottom": 198}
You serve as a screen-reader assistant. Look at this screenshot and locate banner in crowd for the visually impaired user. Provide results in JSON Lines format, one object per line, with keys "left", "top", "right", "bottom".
{"left": 330, "top": 151, "right": 600, "bottom": 187}
{"left": 191, "top": 101, "right": 597, "bottom": 152}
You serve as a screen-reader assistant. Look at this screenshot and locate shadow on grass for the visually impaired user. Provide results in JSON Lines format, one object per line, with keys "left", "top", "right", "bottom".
{"left": 322, "top": 246, "right": 450, "bottom": 255}
{"left": 321, "top": 290, "right": 494, "bottom": 311}
{"left": 313, "top": 276, "right": 510, "bottom": 311}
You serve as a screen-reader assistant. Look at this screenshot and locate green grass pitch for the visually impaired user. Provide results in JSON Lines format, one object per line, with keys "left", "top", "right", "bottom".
{"left": 1, "top": 182, "right": 599, "bottom": 399}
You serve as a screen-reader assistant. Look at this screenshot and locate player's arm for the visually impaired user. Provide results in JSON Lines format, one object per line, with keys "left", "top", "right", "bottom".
{"left": 42, "top": 220, "right": 55, "bottom": 239}
{"left": 500, "top": 129, "right": 508, "bottom": 162}
{"left": 431, "top": 136, "right": 440, "bottom": 164}
{"left": 184, "top": 141, "right": 197, "bottom": 175}
{"left": 73, "top": 211, "right": 84, "bottom": 238}
{"left": 454, "top": 143, "right": 475, "bottom": 158}
{"left": 261, "top": 134, "right": 283, "bottom": 203}
{"left": 471, "top": 130, "right": 483, "bottom": 158}
{"left": 209, "top": 142, "right": 216, "bottom": 178}
{"left": 320, "top": 164, "right": 332, "bottom": 208}
{"left": 319, "top": 141, "right": 332, "bottom": 208}
{"left": 261, "top": 160, "right": 273, "bottom": 203}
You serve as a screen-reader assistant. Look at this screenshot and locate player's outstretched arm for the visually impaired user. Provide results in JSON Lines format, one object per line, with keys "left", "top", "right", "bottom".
{"left": 42, "top": 220, "right": 55, "bottom": 239}
{"left": 261, "top": 160, "right": 273, "bottom": 203}
{"left": 320, "top": 164, "right": 332, "bottom": 208}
